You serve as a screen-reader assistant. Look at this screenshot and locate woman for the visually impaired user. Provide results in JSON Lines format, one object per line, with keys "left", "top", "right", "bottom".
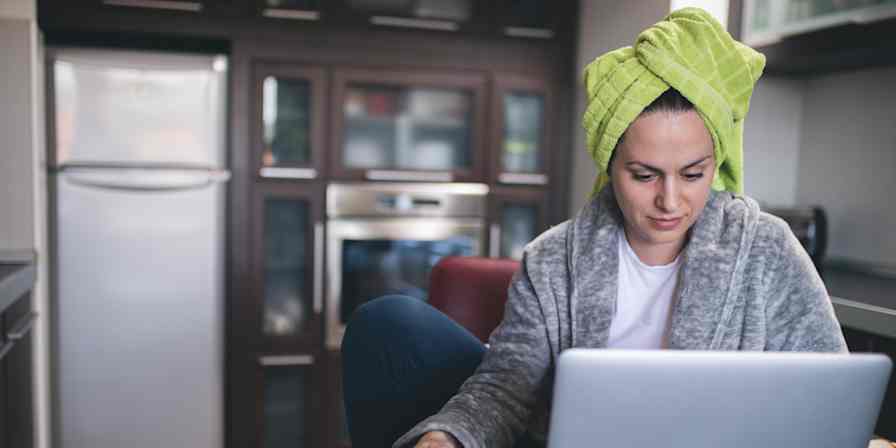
{"left": 342, "top": 8, "right": 847, "bottom": 448}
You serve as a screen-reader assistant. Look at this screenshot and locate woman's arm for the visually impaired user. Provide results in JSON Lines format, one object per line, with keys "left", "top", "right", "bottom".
{"left": 762, "top": 218, "right": 847, "bottom": 353}
{"left": 393, "top": 253, "right": 555, "bottom": 448}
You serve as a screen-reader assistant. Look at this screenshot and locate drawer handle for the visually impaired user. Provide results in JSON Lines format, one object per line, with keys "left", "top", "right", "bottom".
{"left": 370, "top": 16, "right": 458, "bottom": 31}
{"left": 262, "top": 8, "right": 320, "bottom": 21}
{"left": 102, "top": 0, "right": 202, "bottom": 12}
{"left": 366, "top": 170, "right": 453, "bottom": 182}
{"left": 489, "top": 223, "right": 501, "bottom": 258}
{"left": 259, "top": 167, "right": 318, "bottom": 179}
{"left": 504, "top": 26, "right": 554, "bottom": 39}
{"left": 259, "top": 355, "right": 314, "bottom": 366}
{"left": 498, "top": 172, "right": 548, "bottom": 185}
{"left": 8, "top": 312, "right": 37, "bottom": 340}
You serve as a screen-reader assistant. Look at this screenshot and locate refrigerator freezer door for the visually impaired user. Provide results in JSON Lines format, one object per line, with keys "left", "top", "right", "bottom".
{"left": 51, "top": 49, "right": 227, "bottom": 167}
{"left": 53, "top": 172, "right": 225, "bottom": 448}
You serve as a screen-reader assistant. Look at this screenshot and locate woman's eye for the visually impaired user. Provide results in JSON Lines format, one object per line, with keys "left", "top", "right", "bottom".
{"left": 633, "top": 173, "right": 655, "bottom": 182}
{"left": 683, "top": 173, "right": 704, "bottom": 181}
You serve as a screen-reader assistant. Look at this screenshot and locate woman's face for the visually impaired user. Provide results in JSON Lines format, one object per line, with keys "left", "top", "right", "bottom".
{"left": 610, "top": 109, "right": 715, "bottom": 264}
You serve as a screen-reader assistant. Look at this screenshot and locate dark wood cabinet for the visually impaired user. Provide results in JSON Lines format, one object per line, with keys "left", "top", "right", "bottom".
{"left": 37, "top": 2, "right": 577, "bottom": 446}
{"left": 488, "top": 187, "right": 550, "bottom": 260}
{"left": 323, "top": 350, "right": 351, "bottom": 448}
{"left": 252, "top": 182, "right": 325, "bottom": 354}
{"left": 1, "top": 292, "right": 35, "bottom": 448}
{"left": 492, "top": 0, "right": 575, "bottom": 41}
{"left": 255, "top": 357, "right": 321, "bottom": 448}
{"left": 242, "top": 182, "right": 326, "bottom": 447}
{"left": 336, "top": 0, "right": 489, "bottom": 34}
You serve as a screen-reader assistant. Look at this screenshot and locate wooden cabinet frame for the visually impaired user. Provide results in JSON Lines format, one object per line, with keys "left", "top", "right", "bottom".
{"left": 250, "top": 181, "right": 325, "bottom": 355}
{"left": 242, "top": 181, "right": 326, "bottom": 447}
{"left": 253, "top": 359, "right": 323, "bottom": 448}
{"left": 489, "top": 74, "right": 553, "bottom": 187}
{"left": 252, "top": 62, "right": 328, "bottom": 182}
{"left": 488, "top": 186, "right": 550, "bottom": 259}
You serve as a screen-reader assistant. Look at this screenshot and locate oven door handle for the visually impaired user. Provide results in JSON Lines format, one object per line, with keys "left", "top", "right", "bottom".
{"left": 489, "top": 223, "right": 501, "bottom": 258}
{"left": 313, "top": 221, "right": 324, "bottom": 315}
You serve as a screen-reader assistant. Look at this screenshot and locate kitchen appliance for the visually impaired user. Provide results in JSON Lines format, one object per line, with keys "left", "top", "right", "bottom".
{"left": 48, "top": 48, "right": 227, "bottom": 448}
{"left": 325, "top": 182, "right": 488, "bottom": 349}
{"left": 767, "top": 206, "right": 828, "bottom": 276}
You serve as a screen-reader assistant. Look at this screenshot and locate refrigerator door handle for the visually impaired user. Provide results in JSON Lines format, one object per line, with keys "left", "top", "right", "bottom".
{"left": 489, "top": 223, "right": 501, "bottom": 258}
{"left": 59, "top": 166, "right": 231, "bottom": 192}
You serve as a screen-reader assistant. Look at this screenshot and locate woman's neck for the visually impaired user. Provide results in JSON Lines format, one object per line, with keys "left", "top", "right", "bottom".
{"left": 622, "top": 228, "right": 687, "bottom": 266}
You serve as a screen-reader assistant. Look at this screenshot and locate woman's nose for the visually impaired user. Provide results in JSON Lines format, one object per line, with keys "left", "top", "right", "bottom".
{"left": 655, "top": 178, "right": 680, "bottom": 212}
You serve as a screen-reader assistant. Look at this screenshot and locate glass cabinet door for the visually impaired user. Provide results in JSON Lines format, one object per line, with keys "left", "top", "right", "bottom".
{"left": 489, "top": 188, "right": 548, "bottom": 260}
{"left": 257, "top": 359, "right": 318, "bottom": 448}
{"left": 251, "top": 183, "right": 324, "bottom": 447}
{"left": 325, "top": 352, "right": 352, "bottom": 448}
{"left": 253, "top": 183, "right": 324, "bottom": 354}
{"left": 253, "top": 63, "right": 326, "bottom": 180}
{"left": 332, "top": 69, "right": 486, "bottom": 182}
{"left": 492, "top": 76, "right": 551, "bottom": 186}
{"left": 742, "top": 0, "right": 896, "bottom": 46}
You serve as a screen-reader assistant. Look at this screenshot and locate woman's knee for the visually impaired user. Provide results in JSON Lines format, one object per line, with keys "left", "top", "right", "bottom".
{"left": 343, "top": 295, "right": 430, "bottom": 354}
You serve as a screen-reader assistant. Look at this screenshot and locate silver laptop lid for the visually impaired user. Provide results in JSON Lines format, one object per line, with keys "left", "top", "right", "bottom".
{"left": 548, "top": 349, "right": 892, "bottom": 448}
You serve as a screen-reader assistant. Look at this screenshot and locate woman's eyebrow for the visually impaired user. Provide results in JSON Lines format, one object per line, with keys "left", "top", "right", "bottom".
{"left": 625, "top": 155, "right": 713, "bottom": 173}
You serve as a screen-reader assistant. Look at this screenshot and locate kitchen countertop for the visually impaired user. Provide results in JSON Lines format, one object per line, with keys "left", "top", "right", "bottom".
{"left": 0, "top": 250, "right": 37, "bottom": 315}
{"left": 1, "top": 250, "right": 893, "bottom": 337}
{"left": 823, "top": 264, "right": 896, "bottom": 339}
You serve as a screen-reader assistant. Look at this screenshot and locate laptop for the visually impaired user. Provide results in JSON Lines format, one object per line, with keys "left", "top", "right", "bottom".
{"left": 547, "top": 349, "right": 892, "bottom": 448}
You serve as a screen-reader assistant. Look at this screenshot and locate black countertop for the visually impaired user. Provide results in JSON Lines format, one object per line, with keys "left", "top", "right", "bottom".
{"left": 0, "top": 250, "right": 37, "bottom": 315}
{"left": 1, "top": 250, "right": 893, "bottom": 337}
{"left": 823, "top": 263, "right": 896, "bottom": 339}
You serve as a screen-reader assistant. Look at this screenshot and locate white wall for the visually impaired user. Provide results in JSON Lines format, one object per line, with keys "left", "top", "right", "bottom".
{"left": 1, "top": 5, "right": 50, "bottom": 448}
{"left": 669, "top": 0, "right": 728, "bottom": 27}
{"left": 0, "top": 18, "right": 37, "bottom": 250}
{"left": 570, "top": 0, "right": 671, "bottom": 216}
{"left": 796, "top": 66, "right": 896, "bottom": 266}
{"left": 742, "top": 77, "right": 806, "bottom": 207}
{"left": 0, "top": 0, "right": 35, "bottom": 20}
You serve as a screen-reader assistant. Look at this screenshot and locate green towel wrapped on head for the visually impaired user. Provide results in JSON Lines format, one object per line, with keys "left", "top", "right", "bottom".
{"left": 583, "top": 7, "right": 766, "bottom": 196}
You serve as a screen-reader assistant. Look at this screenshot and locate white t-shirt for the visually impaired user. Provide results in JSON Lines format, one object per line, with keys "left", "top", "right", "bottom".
{"left": 607, "top": 228, "right": 682, "bottom": 349}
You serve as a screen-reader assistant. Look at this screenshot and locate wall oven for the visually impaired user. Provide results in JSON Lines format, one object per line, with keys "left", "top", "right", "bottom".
{"left": 326, "top": 182, "right": 489, "bottom": 349}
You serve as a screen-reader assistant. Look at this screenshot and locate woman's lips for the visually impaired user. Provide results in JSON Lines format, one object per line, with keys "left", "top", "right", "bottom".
{"left": 649, "top": 217, "right": 683, "bottom": 230}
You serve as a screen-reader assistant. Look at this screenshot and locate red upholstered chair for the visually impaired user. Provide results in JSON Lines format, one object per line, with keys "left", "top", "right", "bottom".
{"left": 427, "top": 256, "right": 521, "bottom": 344}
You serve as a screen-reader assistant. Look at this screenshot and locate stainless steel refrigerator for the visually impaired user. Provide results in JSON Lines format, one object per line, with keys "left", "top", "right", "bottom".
{"left": 48, "top": 48, "right": 228, "bottom": 448}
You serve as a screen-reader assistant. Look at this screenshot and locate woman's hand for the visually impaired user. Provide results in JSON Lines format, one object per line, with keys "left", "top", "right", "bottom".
{"left": 414, "top": 431, "right": 460, "bottom": 448}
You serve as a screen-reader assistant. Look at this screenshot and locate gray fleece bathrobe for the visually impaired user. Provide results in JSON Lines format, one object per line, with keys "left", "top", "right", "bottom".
{"left": 395, "top": 186, "right": 847, "bottom": 448}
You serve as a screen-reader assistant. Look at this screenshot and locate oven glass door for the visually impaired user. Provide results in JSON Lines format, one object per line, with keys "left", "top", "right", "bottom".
{"left": 326, "top": 217, "right": 484, "bottom": 348}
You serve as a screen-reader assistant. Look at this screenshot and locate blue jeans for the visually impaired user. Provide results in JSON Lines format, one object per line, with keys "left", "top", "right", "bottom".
{"left": 342, "top": 295, "right": 537, "bottom": 448}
